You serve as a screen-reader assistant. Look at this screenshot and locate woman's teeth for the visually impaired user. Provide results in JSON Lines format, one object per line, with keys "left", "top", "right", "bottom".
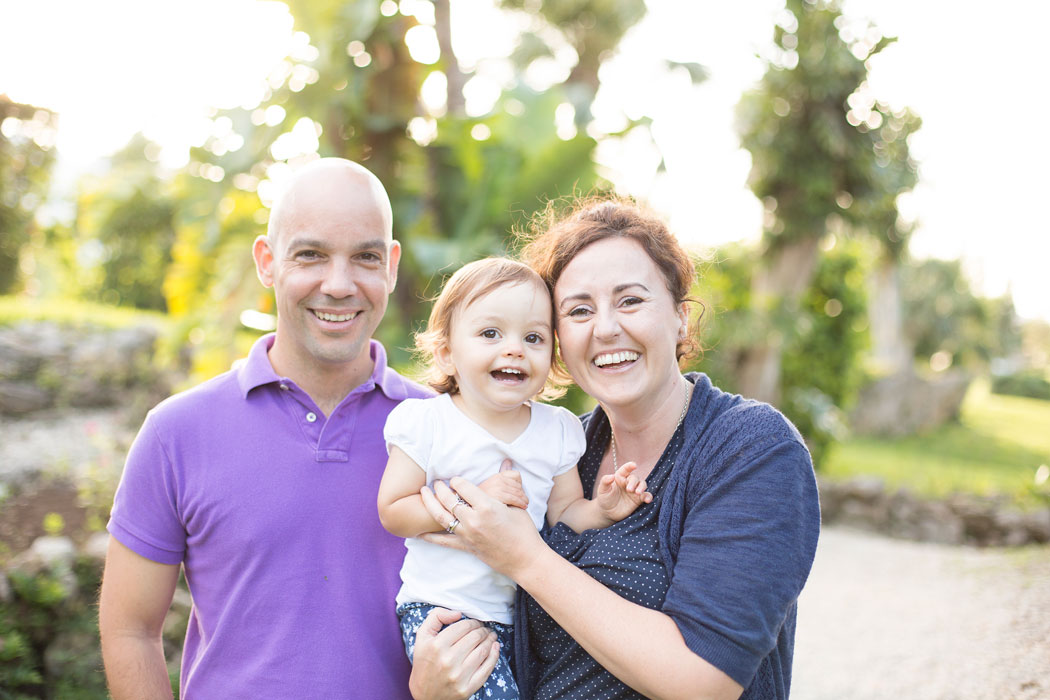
{"left": 594, "top": 351, "right": 639, "bottom": 367}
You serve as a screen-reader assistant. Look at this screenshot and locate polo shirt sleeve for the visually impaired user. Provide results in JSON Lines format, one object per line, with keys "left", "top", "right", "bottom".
{"left": 383, "top": 398, "right": 431, "bottom": 470}
{"left": 553, "top": 407, "right": 586, "bottom": 475}
{"left": 107, "top": 411, "right": 187, "bottom": 565}
{"left": 661, "top": 435, "right": 820, "bottom": 687}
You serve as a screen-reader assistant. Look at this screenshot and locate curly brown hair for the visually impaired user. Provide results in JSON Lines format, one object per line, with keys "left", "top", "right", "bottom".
{"left": 519, "top": 194, "right": 703, "bottom": 365}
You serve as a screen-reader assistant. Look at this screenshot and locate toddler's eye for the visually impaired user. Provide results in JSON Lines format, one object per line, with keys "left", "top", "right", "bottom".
{"left": 524, "top": 333, "right": 543, "bottom": 344}
{"left": 481, "top": 329, "right": 499, "bottom": 339}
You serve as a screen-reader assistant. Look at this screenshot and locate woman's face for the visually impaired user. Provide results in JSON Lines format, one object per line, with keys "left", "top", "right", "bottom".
{"left": 553, "top": 237, "right": 687, "bottom": 412}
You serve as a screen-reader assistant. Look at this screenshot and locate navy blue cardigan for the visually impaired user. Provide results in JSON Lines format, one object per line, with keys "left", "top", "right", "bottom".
{"left": 515, "top": 373, "right": 821, "bottom": 699}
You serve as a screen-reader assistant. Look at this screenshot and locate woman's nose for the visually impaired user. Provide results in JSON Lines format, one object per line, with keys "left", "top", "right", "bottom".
{"left": 593, "top": 309, "right": 621, "bottom": 339}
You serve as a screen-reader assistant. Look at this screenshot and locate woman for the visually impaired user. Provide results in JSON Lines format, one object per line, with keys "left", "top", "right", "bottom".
{"left": 413, "top": 197, "right": 821, "bottom": 700}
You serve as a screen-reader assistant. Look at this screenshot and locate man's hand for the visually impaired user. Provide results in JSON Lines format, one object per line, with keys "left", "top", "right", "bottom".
{"left": 594, "top": 462, "right": 652, "bottom": 522}
{"left": 409, "top": 608, "right": 500, "bottom": 700}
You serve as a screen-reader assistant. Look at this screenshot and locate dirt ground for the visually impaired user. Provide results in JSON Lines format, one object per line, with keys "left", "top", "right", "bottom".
{"left": 793, "top": 526, "right": 1050, "bottom": 700}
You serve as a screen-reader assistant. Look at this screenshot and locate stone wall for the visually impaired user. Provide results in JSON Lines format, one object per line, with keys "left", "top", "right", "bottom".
{"left": 0, "top": 320, "right": 171, "bottom": 416}
{"left": 819, "top": 476, "right": 1050, "bottom": 547}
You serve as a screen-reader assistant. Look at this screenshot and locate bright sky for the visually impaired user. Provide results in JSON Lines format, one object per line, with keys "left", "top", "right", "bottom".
{"left": 1, "top": 0, "right": 1047, "bottom": 321}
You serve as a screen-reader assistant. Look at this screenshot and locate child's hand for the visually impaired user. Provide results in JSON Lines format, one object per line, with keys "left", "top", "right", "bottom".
{"left": 477, "top": 463, "right": 530, "bottom": 510}
{"left": 595, "top": 462, "right": 652, "bottom": 522}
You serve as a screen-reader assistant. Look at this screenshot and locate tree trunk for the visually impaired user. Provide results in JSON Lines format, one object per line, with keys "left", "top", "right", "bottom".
{"left": 867, "top": 257, "right": 912, "bottom": 375}
{"left": 735, "top": 235, "right": 822, "bottom": 405}
{"left": 433, "top": 0, "right": 465, "bottom": 116}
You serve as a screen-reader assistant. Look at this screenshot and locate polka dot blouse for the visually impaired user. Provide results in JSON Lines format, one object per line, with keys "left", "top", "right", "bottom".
{"left": 517, "top": 406, "right": 687, "bottom": 699}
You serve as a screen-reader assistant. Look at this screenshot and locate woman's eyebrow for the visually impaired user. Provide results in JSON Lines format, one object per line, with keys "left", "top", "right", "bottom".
{"left": 557, "top": 292, "right": 591, "bottom": 308}
{"left": 613, "top": 282, "right": 649, "bottom": 294}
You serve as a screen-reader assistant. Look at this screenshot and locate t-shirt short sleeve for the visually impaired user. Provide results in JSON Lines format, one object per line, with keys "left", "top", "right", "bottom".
{"left": 383, "top": 398, "right": 433, "bottom": 470}
{"left": 553, "top": 406, "right": 586, "bottom": 475}
{"left": 106, "top": 411, "right": 187, "bottom": 565}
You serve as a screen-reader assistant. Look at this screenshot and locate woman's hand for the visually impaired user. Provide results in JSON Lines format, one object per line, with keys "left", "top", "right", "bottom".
{"left": 420, "top": 463, "right": 546, "bottom": 579}
{"left": 409, "top": 608, "right": 500, "bottom": 700}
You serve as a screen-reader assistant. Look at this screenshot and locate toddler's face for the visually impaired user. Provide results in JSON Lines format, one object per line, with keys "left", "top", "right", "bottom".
{"left": 438, "top": 281, "right": 553, "bottom": 412}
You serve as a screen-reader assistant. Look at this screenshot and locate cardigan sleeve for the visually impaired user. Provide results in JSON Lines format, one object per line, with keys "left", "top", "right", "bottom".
{"left": 660, "top": 430, "right": 820, "bottom": 687}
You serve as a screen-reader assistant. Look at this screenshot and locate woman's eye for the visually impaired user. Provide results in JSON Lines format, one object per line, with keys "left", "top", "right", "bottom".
{"left": 524, "top": 333, "right": 543, "bottom": 344}
{"left": 621, "top": 296, "right": 643, "bottom": 307}
{"left": 567, "top": 306, "right": 591, "bottom": 318}
{"left": 481, "top": 329, "right": 499, "bottom": 339}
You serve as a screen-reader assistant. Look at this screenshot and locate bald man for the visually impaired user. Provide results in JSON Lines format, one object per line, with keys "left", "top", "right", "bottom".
{"left": 98, "top": 159, "right": 480, "bottom": 698}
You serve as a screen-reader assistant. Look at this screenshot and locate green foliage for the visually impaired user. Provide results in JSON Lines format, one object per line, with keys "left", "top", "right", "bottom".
{"left": 499, "top": 0, "right": 648, "bottom": 124}
{"left": 736, "top": 0, "right": 913, "bottom": 249}
{"left": 992, "top": 370, "right": 1050, "bottom": 401}
{"left": 0, "top": 558, "right": 107, "bottom": 698}
{"left": 0, "top": 97, "right": 57, "bottom": 295}
{"left": 731, "top": 0, "right": 920, "bottom": 410}
{"left": 901, "top": 258, "right": 1020, "bottom": 368}
{"left": 690, "top": 240, "right": 869, "bottom": 467}
{"left": 72, "top": 134, "right": 178, "bottom": 311}
{"left": 780, "top": 239, "right": 869, "bottom": 465}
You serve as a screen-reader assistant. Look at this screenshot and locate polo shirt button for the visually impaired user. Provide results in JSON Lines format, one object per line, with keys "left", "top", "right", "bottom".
{"left": 306, "top": 412, "right": 317, "bottom": 423}
{"left": 279, "top": 384, "right": 289, "bottom": 391}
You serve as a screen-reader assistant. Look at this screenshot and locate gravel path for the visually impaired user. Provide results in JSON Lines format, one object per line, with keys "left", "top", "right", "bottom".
{"left": 794, "top": 526, "right": 1050, "bottom": 700}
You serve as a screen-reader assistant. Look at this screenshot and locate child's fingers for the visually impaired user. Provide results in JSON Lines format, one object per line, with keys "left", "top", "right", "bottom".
{"left": 615, "top": 461, "right": 637, "bottom": 477}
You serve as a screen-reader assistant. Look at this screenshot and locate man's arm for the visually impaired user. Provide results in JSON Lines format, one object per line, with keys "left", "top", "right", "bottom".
{"left": 98, "top": 537, "right": 180, "bottom": 700}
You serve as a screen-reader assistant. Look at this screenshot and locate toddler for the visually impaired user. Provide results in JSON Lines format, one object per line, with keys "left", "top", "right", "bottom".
{"left": 377, "top": 258, "right": 651, "bottom": 699}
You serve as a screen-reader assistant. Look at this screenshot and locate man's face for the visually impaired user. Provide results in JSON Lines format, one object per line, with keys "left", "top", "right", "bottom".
{"left": 254, "top": 179, "right": 400, "bottom": 380}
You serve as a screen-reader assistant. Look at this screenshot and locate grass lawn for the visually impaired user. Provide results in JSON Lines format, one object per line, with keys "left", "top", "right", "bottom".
{"left": 0, "top": 296, "right": 167, "bottom": 327}
{"left": 823, "top": 379, "right": 1050, "bottom": 508}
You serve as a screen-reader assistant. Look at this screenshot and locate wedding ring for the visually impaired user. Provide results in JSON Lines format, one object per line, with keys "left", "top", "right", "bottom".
{"left": 446, "top": 517, "right": 460, "bottom": 534}
{"left": 451, "top": 496, "right": 468, "bottom": 518}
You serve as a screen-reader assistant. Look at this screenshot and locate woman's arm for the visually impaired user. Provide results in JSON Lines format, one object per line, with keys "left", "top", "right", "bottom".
{"left": 377, "top": 446, "right": 441, "bottom": 537}
{"left": 421, "top": 479, "right": 742, "bottom": 700}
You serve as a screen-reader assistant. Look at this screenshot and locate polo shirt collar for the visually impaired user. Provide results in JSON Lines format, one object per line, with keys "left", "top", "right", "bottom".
{"left": 236, "top": 333, "right": 416, "bottom": 401}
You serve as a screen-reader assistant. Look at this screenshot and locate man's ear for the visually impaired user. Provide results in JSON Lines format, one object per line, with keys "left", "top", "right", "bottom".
{"left": 253, "top": 235, "right": 275, "bottom": 288}
{"left": 387, "top": 239, "right": 402, "bottom": 291}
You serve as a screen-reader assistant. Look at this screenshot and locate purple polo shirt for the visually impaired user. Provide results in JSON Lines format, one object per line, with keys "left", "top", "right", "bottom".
{"left": 108, "top": 334, "right": 431, "bottom": 699}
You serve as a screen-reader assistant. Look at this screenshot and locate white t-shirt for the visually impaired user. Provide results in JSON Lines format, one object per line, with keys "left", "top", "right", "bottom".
{"left": 383, "top": 393, "right": 586, "bottom": 623}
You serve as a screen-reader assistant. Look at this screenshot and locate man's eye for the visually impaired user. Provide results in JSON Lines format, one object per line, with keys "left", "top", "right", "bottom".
{"left": 358, "top": 252, "right": 382, "bottom": 262}
{"left": 525, "top": 333, "right": 543, "bottom": 344}
{"left": 481, "top": 329, "right": 499, "bottom": 339}
{"left": 296, "top": 250, "right": 321, "bottom": 260}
